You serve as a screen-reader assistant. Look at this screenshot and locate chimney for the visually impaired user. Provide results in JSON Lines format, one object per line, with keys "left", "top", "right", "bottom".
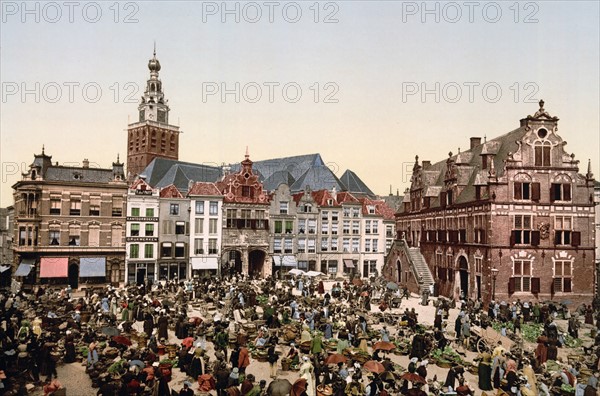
{"left": 82, "top": 159, "right": 89, "bottom": 168}
{"left": 422, "top": 160, "right": 431, "bottom": 169}
{"left": 470, "top": 137, "right": 482, "bottom": 150}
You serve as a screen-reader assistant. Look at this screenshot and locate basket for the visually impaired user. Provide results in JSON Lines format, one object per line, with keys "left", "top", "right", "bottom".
{"left": 317, "top": 384, "right": 333, "bottom": 396}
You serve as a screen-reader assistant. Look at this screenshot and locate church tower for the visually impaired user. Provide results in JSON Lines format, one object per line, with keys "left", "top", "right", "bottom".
{"left": 126, "top": 46, "right": 180, "bottom": 180}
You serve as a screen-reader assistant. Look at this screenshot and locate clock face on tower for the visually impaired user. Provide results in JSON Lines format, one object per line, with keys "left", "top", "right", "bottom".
{"left": 139, "top": 109, "right": 145, "bottom": 122}
{"left": 148, "top": 113, "right": 154, "bottom": 120}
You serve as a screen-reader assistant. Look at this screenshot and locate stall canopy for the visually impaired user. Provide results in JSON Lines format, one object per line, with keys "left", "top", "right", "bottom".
{"left": 343, "top": 259, "right": 355, "bottom": 268}
{"left": 39, "top": 257, "right": 68, "bottom": 278}
{"left": 79, "top": 257, "right": 106, "bottom": 277}
{"left": 192, "top": 257, "right": 218, "bottom": 270}
{"left": 0, "top": 265, "right": 10, "bottom": 273}
{"left": 279, "top": 256, "right": 297, "bottom": 267}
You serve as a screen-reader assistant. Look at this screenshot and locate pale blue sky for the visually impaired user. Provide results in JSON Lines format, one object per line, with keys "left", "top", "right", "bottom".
{"left": 1, "top": 1, "right": 598, "bottom": 205}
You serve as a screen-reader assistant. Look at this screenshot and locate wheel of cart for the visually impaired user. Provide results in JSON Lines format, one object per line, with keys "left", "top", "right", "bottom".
{"left": 472, "top": 325, "right": 513, "bottom": 354}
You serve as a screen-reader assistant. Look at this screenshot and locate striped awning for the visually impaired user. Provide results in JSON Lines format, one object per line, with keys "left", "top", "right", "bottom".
{"left": 79, "top": 257, "right": 106, "bottom": 277}
{"left": 39, "top": 257, "right": 68, "bottom": 278}
{"left": 280, "top": 255, "right": 297, "bottom": 267}
{"left": 344, "top": 259, "right": 355, "bottom": 268}
{"left": 191, "top": 257, "right": 218, "bottom": 270}
{"left": 14, "top": 263, "right": 33, "bottom": 277}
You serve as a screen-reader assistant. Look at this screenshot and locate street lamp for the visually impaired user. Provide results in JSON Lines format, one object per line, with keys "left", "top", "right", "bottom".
{"left": 491, "top": 267, "right": 499, "bottom": 301}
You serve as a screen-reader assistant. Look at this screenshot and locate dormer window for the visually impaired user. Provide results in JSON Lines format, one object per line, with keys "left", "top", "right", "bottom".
{"left": 327, "top": 199, "right": 333, "bottom": 206}
{"left": 368, "top": 205, "right": 376, "bottom": 214}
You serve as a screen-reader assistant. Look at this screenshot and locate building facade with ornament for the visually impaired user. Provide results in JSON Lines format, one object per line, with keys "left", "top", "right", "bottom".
{"left": 385, "top": 102, "right": 596, "bottom": 305}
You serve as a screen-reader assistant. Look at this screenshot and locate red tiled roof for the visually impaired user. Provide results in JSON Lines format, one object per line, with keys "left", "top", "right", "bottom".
{"left": 188, "top": 182, "right": 221, "bottom": 196}
{"left": 129, "top": 178, "right": 152, "bottom": 190}
{"left": 160, "top": 184, "right": 184, "bottom": 198}
{"left": 292, "top": 192, "right": 305, "bottom": 205}
{"left": 336, "top": 191, "right": 359, "bottom": 204}
{"left": 311, "top": 190, "right": 340, "bottom": 207}
{"left": 360, "top": 198, "right": 396, "bottom": 220}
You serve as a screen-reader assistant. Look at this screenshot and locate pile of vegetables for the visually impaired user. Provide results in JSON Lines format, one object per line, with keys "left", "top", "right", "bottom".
{"left": 256, "top": 295, "right": 269, "bottom": 306}
{"left": 159, "top": 358, "right": 178, "bottom": 367}
{"left": 564, "top": 334, "right": 584, "bottom": 348}
{"left": 521, "top": 323, "right": 543, "bottom": 343}
{"left": 560, "top": 383, "right": 575, "bottom": 393}
{"left": 431, "top": 346, "right": 463, "bottom": 366}
{"left": 107, "top": 360, "right": 125, "bottom": 374}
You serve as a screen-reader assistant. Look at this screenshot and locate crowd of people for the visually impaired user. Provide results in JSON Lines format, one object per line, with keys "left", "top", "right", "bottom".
{"left": 0, "top": 274, "right": 599, "bottom": 396}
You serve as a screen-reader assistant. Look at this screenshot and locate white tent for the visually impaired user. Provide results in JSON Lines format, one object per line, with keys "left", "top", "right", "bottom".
{"left": 288, "top": 269, "right": 305, "bottom": 276}
{"left": 305, "top": 270, "right": 326, "bottom": 277}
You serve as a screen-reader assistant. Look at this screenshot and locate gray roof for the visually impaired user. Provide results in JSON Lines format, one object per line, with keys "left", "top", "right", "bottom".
{"left": 230, "top": 153, "right": 325, "bottom": 181}
{"left": 44, "top": 166, "right": 115, "bottom": 183}
{"left": 263, "top": 170, "right": 296, "bottom": 191}
{"left": 142, "top": 158, "right": 221, "bottom": 193}
{"left": 290, "top": 166, "right": 345, "bottom": 192}
{"left": 340, "top": 170, "right": 375, "bottom": 196}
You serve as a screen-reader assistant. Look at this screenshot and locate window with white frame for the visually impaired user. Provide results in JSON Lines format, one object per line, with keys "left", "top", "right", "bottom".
{"left": 352, "top": 221, "right": 360, "bottom": 234}
{"left": 365, "top": 220, "right": 371, "bottom": 234}
{"left": 343, "top": 238, "right": 350, "bottom": 252}
{"left": 343, "top": 207, "right": 350, "bottom": 217}
{"left": 195, "top": 200, "right": 205, "bottom": 214}
{"left": 284, "top": 238, "right": 293, "bottom": 253}
{"left": 308, "top": 219, "right": 316, "bottom": 234}
{"left": 130, "top": 223, "right": 140, "bottom": 237}
{"left": 343, "top": 220, "right": 350, "bottom": 234}
{"left": 513, "top": 260, "right": 532, "bottom": 292}
{"left": 368, "top": 205, "right": 376, "bottom": 214}
{"left": 331, "top": 222, "right": 338, "bottom": 235}
{"left": 279, "top": 201, "right": 289, "bottom": 214}
{"left": 365, "top": 239, "right": 371, "bottom": 252}
{"left": 194, "top": 218, "right": 204, "bottom": 234}
{"left": 208, "top": 239, "right": 218, "bottom": 254}
{"left": 209, "top": 201, "right": 219, "bottom": 215}
{"left": 209, "top": 219, "right": 218, "bottom": 234}
{"left": 372, "top": 238, "right": 378, "bottom": 253}
{"left": 162, "top": 242, "right": 173, "bottom": 257}
{"left": 352, "top": 208, "right": 360, "bottom": 218}
{"left": 553, "top": 260, "right": 572, "bottom": 292}
{"left": 307, "top": 239, "right": 316, "bottom": 253}
{"left": 352, "top": 238, "right": 359, "bottom": 252}
{"left": 321, "top": 210, "right": 328, "bottom": 220}
{"left": 372, "top": 220, "right": 379, "bottom": 234}
{"left": 321, "top": 222, "right": 329, "bottom": 234}
{"left": 298, "top": 238, "right": 306, "bottom": 253}
{"left": 534, "top": 140, "right": 551, "bottom": 167}
{"left": 145, "top": 223, "right": 154, "bottom": 237}
{"left": 332, "top": 211, "right": 339, "bottom": 221}
{"left": 298, "top": 219, "right": 306, "bottom": 234}
{"left": 321, "top": 237, "right": 328, "bottom": 252}
{"left": 175, "top": 243, "right": 185, "bottom": 258}
{"left": 274, "top": 238, "right": 282, "bottom": 253}
{"left": 331, "top": 238, "right": 338, "bottom": 251}
{"left": 194, "top": 239, "right": 204, "bottom": 255}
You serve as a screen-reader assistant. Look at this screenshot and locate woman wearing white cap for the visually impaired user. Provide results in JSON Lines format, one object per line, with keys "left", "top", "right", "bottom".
{"left": 300, "top": 356, "right": 316, "bottom": 396}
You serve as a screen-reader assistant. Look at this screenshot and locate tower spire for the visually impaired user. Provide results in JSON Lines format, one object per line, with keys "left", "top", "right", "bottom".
{"left": 245, "top": 146, "right": 250, "bottom": 159}
{"left": 153, "top": 40, "right": 156, "bottom": 57}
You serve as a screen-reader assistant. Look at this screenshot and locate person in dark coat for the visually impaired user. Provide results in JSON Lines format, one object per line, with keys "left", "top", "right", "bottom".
{"left": 189, "top": 348, "right": 205, "bottom": 380}
{"left": 157, "top": 312, "right": 169, "bottom": 341}
{"left": 143, "top": 313, "right": 154, "bottom": 337}
{"left": 477, "top": 353, "right": 493, "bottom": 391}
{"left": 230, "top": 345, "right": 241, "bottom": 369}
{"left": 444, "top": 366, "right": 464, "bottom": 390}
{"left": 409, "top": 331, "right": 427, "bottom": 359}
{"left": 215, "top": 362, "right": 231, "bottom": 396}
{"left": 63, "top": 333, "right": 76, "bottom": 363}
{"left": 454, "top": 314, "right": 463, "bottom": 340}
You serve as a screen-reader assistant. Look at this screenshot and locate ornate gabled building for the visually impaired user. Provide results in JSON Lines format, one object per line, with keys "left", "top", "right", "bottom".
{"left": 385, "top": 101, "right": 596, "bottom": 305}
{"left": 127, "top": 48, "right": 180, "bottom": 180}
{"left": 217, "top": 150, "right": 271, "bottom": 278}
{"left": 12, "top": 149, "right": 127, "bottom": 288}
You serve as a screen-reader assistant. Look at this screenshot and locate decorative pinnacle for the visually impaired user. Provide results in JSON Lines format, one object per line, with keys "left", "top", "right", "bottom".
{"left": 42, "top": 145, "right": 45, "bottom": 155}
{"left": 539, "top": 99, "right": 545, "bottom": 110}
{"left": 153, "top": 40, "right": 156, "bottom": 57}
{"left": 245, "top": 146, "right": 249, "bottom": 159}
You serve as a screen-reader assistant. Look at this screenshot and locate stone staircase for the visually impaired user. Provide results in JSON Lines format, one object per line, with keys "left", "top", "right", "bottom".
{"left": 396, "top": 238, "right": 434, "bottom": 293}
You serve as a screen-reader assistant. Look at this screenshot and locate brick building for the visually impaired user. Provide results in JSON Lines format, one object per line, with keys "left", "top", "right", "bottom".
{"left": 385, "top": 101, "right": 596, "bottom": 305}
{"left": 12, "top": 149, "right": 127, "bottom": 288}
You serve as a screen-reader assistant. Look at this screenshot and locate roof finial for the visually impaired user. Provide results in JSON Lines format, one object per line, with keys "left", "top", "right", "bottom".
{"left": 245, "top": 146, "right": 249, "bottom": 159}
{"left": 458, "top": 147, "right": 461, "bottom": 154}
{"left": 117, "top": 153, "right": 120, "bottom": 163}
{"left": 539, "top": 99, "right": 545, "bottom": 110}
{"left": 587, "top": 159, "right": 594, "bottom": 179}
{"left": 42, "top": 144, "right": 45, "bottom": 155}
{"left": 153, "top": 40, "right": 156, "bottom": 57}
{"left": 484, "top": 135, "right": 487, "bottom": 143}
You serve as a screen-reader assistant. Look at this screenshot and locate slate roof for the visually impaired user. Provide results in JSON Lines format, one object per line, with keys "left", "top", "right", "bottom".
{"left": 290, "top": 166, "right": 345, "bottom": 193}
{"left": 141, "top": 158, "right": 221, "bottom": 193}
{"left": 262, "top": 170, "right": 296, "bottom": 191}
{"left": 340, "top": 170, "right": 375, "bottom": 196}
{"left": 44, "top": 166, "right": 116, "bottom": 183}
{"left": 230, "top": 153, "right": 325, "bottom": 182}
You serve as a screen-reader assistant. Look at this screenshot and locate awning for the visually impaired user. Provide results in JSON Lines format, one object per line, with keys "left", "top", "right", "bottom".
{"left": 344, "top": 259, "right": 355, "bottom": 268}
{"left": 0, "top": 265, "right": 10, "bottom": 273}
{"left": 39, "top": 257, "right": 68, "bottom": 278}
{"left": 79, "top": 257, "right": 106, "bottom": 277}
{"left": 280, "top": 255, "right": 297, "bottom": 267}
{"left": 21, "top": 258, "right": 35, "bottom": 265}
{"left": 14, "top": 263, "right": 32, "bottom": 277}
{"left": 191, "top": 257, "right": 218, "bottom": 270}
